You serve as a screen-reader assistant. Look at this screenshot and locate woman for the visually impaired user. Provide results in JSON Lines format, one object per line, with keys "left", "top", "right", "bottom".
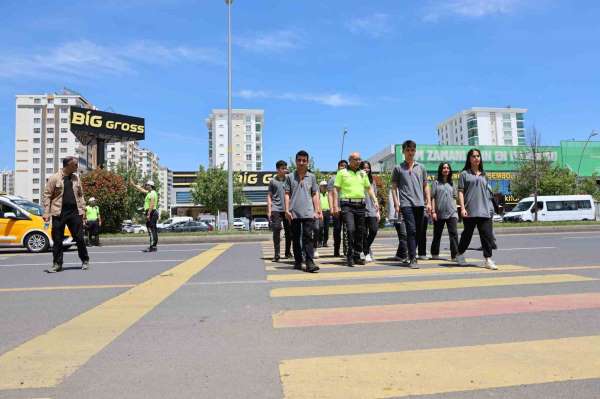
{"left": 430, "top": 162, "right": 459, "bottom": 260}
{"left": 360, "top": 161, "right": 380, "bottom": 262}
{"left": 456, "top": 149, "right": 498, "bottom": 269}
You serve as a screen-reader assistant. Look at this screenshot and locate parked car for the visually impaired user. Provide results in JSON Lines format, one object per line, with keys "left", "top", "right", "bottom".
{"left": 503, "top": 195, "right": 595, "bottom": 222}
{"left": 157, "top": 216, "right": 193, "bottom": 230}
{"left": 170, "top": 221, "right": 210, "bottom": 232}
{"left": 122, "top": 224, "right": 147, "bottom": 234}
{"left": 252, "top": 217, "right": 269, "bottom": 230}
{"left": 233, "top": 218, "right": 247, "bottom": 230}
{"left": 492, "top": 213, "right": 503, "bottom": 223}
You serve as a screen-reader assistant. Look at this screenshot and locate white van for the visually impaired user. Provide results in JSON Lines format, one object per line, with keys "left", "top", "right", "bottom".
{"left": 503, "top": 195, "right": 596, "bottom": 222}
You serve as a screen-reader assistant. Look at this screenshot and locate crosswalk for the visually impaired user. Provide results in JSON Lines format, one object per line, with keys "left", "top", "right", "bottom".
{"left": 261, "top": 241, "right": 600, "bottom": 398}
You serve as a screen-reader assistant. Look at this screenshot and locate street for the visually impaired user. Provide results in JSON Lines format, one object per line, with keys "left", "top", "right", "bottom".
{"left": 1, "top": 231, "right": 600, "bottom": 398}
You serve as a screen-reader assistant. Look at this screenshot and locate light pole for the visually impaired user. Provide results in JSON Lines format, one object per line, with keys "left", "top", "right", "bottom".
{"left": 577, "top": 130, "right": 598, "bottom": 176}
{"left": 225, "top": 0, "right": 234, "bottom": 229}
{"left": 339, "top": 128, "right": 348, "bottom": 161}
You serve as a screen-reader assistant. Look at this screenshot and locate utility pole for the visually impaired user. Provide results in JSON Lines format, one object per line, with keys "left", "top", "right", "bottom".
{"left": 225, "top": 0, "right": 234, "bottom": 229}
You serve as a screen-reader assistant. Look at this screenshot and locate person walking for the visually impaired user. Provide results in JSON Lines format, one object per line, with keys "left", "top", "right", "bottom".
{"left": 318, "top": 181, "right": 331, "bottom": 247}
{"left": 430, "top": 162, "right": 459, "bottom": 260}
{"left": 332, "top": 152, "right": 378, "bottom": 267}
{"left": 388, "top": 189, "right": 409, "bottom": 262}
{"left": 267, "top": 160, "right": 292, "bottom": 262}
{"left": 131, "top": 179, "right": 159, "bottom": 252}
{"left": 284, "top": 150, "right": 321, "bottom": 273}
{"left": 85, "top": 197, "right": 102, "bottom": 246}
{"left": 327, "top": 160, "right": 348, "bottom": 257}
{"left": 418, "top": 212, "right": 430, "bottom": 260}
{"left": 456, "top": 149, "right": 498, "bottom": 270}
{"left": 43, "top": 156, "right": 90, "bottom": 272}
{"left": 360, "top": 161, "right": 380, "bottom": 263}
{"left": 391, "top": 140, "right": 431, "bottom": 269}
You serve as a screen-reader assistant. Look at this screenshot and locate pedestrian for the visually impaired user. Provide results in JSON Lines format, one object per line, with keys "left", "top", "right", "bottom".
{"left": 332, "top": 152, "right": 378, "bottom": 267}
{"left": 430, "top": 162, "right": 459, "bottom": 260}
{"left": 267, "top": 160, "right": 292, "bottom": 262}
{"left": 456, "top": 149, "right": 498, "bottom": 270}
{"left": 388, "top": 189, "right": 408, "bottom": 262}
{"left": 42, "top": 156, "right": 90, "bottom": 272}
{"left": 85, "top": 197, "right": 102, "bottom": 246}
{"left": 391, "top": 140, "right": 432, "bottom": 269}
{"left": 360, "top": 161, "right": 380, "bottom": 263}
{"left": 284, "top": 150, "right": 321, "bottom": 273}
{"left": 327, "top": 160, "right": 348, "bottom": 257}
{"left": 418, "top": 212, "right": 429, "bottom": 260}
{"left": 318, "top": 181, "right": 331, "bottom": 247}
{"left": 131, "top": 179, "right": 159, "bottom": 252}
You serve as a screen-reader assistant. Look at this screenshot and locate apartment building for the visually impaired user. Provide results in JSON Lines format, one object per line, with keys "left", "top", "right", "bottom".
{"left": 0, "top": 170, "right": 14, "bottom": 195}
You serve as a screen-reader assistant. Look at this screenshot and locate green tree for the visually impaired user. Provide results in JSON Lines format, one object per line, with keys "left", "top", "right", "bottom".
{"left": 578, "top": 173, "right": 600, "bottom": 200}
{"left": 159, "top": 210, "right": 170, "bottom": 221}
{"left": 114, "top": 162, "right": 162, "bottom": 223}
{"left": 512, "top": 159, "right": 578, "bottom": 199}
{"left": 190, "top": 165, "right": 246, "bottom": 221}
{"left": 80, "top": 169, "right": 127, "bottom": 232}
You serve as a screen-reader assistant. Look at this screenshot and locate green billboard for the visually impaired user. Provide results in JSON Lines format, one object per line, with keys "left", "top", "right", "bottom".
{"left": 559, "top": 141, "right": 600, "bottom": 176}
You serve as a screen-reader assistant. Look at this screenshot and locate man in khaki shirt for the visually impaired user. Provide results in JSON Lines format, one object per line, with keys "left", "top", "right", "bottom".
{"left": 43, "top": 156, "right": 89, "bottom": 272}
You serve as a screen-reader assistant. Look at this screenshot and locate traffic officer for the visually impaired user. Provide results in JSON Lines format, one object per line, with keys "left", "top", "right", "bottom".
{"left": 131, "top": 178, "right": 159, "bottom": 252}
{"left": 332, "top": 152, "right": 378, "bottom": 267}
{"left": 85, "top": 197, "right": 102, "bottom": 246}
{"left": 318, "top": 181, "right": 331, "bottom": 247}
{"left": 327, "top": 160, "right": 348, "bottom": 257}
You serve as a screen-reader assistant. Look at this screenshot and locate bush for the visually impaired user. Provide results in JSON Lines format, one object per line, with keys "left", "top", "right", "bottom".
{"left": 81, "top": 169, "right": 128, "bottom": 233}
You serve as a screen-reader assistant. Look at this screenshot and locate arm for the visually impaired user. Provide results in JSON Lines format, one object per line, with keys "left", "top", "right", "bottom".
{"left": 313, "top": 191, "right": 322, "bottom": 220}
{"left": 130, "top": 178, "right": 148, "bottom": 194}
{"left": 391, "top": 182, "right": 400, "bottom": 214}
{"left": 333, "top": 187, "right": 341, "bottom": 216}
{"left": 42, "top": 176, "right": 55, "bottom": 222}
{"left": 431, "top": 197, "right": 437, "bottom": 221}
{"left": 267, "top": 191, "right": 273, "bottom": 220}
{"left": 458, "top": 190, "right": 468, "bottom": 218}
{"left": 284, "top": 192, "right": 293, "bottom": 222}
{"left": 367, "top": 186, "right": 379, "bottom": 211}
{"left": 424, "top": 182, "right": 432, "bottom": 215}
{"left": 328, "top": 189, "right": 336, "bottom": 215}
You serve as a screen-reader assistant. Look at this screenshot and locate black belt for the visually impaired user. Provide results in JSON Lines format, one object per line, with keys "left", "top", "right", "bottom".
{"left": 341, "top": 199, "right": 365, "bottom": 204}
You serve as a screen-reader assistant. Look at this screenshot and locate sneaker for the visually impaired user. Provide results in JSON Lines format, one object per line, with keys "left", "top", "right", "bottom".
{"left": 313, "top": 250, "right": 320, "bottom": 259}
{"left": 293, "top": 263, "right": 302, "bottom": 270}
{"left": 81, "top": 261, "right": 89, "bottom": 270}
{"left": 346, "top": 257, "right": 354, "bottom": 267}
{"left": 409, "top": 258, "right": 419, "bottom": 269}
{"left": 47, "top": 263, "right": 62, "bottom": 273}
{"left": 359, "top": 252, "right": 366, "bottom": 261}
{"left": 417, "top": 255, "right": 428, "bottom": 261}
{"left": 322, "top": 243, "right": 329, "bottom": 248}
{"left": 333, "top": 251, "right": 341, "bottom": 257}
{"left": 455, "top": 254, "right": 468, "bottom": 266}
{"left": 142, "top": 247, "right": 157, "bottom": 253}
{"left": 272, "top": 255, "right": 280, "bottom": 262}
{"left": 365, "top": 254, "right": 373, "bottom": 263}
{"left": 284, "top": 253, "right": 292, "bottom": 259}
{"left": 430, "top": 255, "right": 442, "bottom": 260}
{"left": 306, "top": 262, "right": 320, "bottom": 273}
{"left": 483, "top": 258, "right": 498, "bottom": 270}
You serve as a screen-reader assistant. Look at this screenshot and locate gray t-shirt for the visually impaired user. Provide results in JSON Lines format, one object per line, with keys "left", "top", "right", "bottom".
{"left": 365, "top": 182, "right": 378, "bottom": 217}
{"left": 327, "top": 175, "right": 340, "bottom": 207}
{"left": 431, "top": 180, "right": 457, "bottom": 220}
{"left": 284, "top": 171, "right": 318, "bottom": 219}
{"left": 391, "top": 161, "right": 428, "bottom": 207}
{"left": 458, "top": 170, "right": 493, "bottom": 218}
{"left": 268, "top": 175, "right": 286, "bottom": 212}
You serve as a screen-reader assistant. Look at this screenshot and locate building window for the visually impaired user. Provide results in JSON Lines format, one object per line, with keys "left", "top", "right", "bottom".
{"left": 48, "top": 108, "right": 54, "bottom": 114}
{"left": 34, "top": 98, "right": 41, "bottom": 104}
{"left": 47, "top": 98, "right": 54, "bottom": 104}
{"left": 504, "top": 139, "right": 513, "bottom": 145}
{"left": 47, "top": 118, "right": 54, "bottom": 124}
{"left": 47, "top": 128, "right": 54, "bottom": 134}
{"left": 256, "top": 162, "right": 262, "bottom": 170}
{"left": 61, "top": 148, "right": 67, "bottom": 153}
{"left": 34, "top": 108, "right": 41, "bottom": 114}
{"left": 61, "top": 128, "right": 68, "bottom": 133}
{"left": 60, "top": 137, "right": 68, "bottom": 143}
{"left": 61, "top": 98, "right": 68, "bottom": 104}
{"left": 33, "top": 168, "right": 39, "bottom": 173}
{"left": 47, "top": 148, "right": 54, "bottom": 153}
{"left": 33, "top": 158, "right": 40, "bottom": 164}
{"left": 33, "top": 148, "right": 40, "bottom": 154}
{"left": 47, "top": 138, "right": 54, "bottom": 144}
{"left": 246, "top": 134, "right": 251, "bottom": 141}
{"left": 503, "top": 122, "right": 511, "bottom": 129}
{"left": 255, "top": 123, "right": 261, "bottom": 132}
{"left": 33, "top": 138, "right": 40, "bottom": 143}
{"left": 46, "top": 158, "right": 53, "bottom": 163}
{"left": 516, "top": 113, "right": 524, "bottom": 120}
{"left": 61, "top": 118, "right": 68, "bottom": 123}
{"left": 33, "top": 178, "right": 40, "bottom": 184}
{"left": 61, "top": 107, "right": 68, "bottom": 113}
{"left": 33, "top": 189, "right": 40, "bottom": 194}
{"left": 246, "top": 154, "right": 252, "bottom": 161}
{"left": 256, "top": 144, "right": 261, "bottom": 151}
{"left": 46, "top": 167, "right": 53, "bottom": 173}
{"left": 33, "top": 128, "right": 41, "bottom": 134}
{"left": 245, "top": 144, "right": 252, "bottom": 151}
{"left": 34, "top": 118, "right": 41, "bottom": 124}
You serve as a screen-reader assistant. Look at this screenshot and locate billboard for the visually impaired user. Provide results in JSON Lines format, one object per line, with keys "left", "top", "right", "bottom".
{"left": 69, "top": 107, "right": 145, "bottom": 141}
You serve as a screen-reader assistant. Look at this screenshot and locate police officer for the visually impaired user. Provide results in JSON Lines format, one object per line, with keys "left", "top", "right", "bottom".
{"left": 327, "top": 160, "right": 348, "bottom": 257}
{"left": 85, "top": 197, "right": 102, "bottom": 246}
{"left": 332, "top": 152, "right": 378, "bottom": 267}
{"left": 131, "top": 179, "right": 159, "bottom": 252}
{"left": 318, "top": 181, "right": 331, "bottom": 247}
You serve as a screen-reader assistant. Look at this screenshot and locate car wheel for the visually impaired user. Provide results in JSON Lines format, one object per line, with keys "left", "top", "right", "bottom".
{"left": 25, "top": 232, "right": 50, "bottom": 253}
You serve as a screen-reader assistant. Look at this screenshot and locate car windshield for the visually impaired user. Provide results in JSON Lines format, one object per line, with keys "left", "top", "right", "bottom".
{"left": 512, "top": 201, "right": 533, "bottom": 212}
{"left": 12, "top": 199, "right": 44, "bottom": 216}
{"left": 255, "top": 218, "right": 267, "bottom": 222}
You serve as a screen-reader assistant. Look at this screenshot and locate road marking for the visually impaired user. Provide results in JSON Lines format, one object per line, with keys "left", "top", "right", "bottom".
{"left": 0, "top": 259, "right": 188, "bottom": 268}
{"left": 279, "top": 335, "right": 600, "bottom": 399}
{"left": 273, "top": 292, "right": 600, "bottom": 328}
{"left": 266, "top": 258, "right": 484, "bottom": 271}
{"left": 0, "top": 243, "right": 231, "bottom": 390}
{"left": 270, "top": 274, "right": 595, "bottom": 297}
{"left": 0, "top": 284, "right": 136, "bottom": 293}
{"left": 496, "top": 246, "right": 556, "bottom": 251}
{"left": 267, "top": 265, "right": 529, "bottom": 281}
{"left": 562, "top": 236, "right": 600, "bottom": 240}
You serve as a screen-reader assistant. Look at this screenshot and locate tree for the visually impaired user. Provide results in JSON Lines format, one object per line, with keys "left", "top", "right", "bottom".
{"left": 190, "top": 165, "right": 245, "bottom": 222}
{"left": 114, "top": 161, "right": 162, "bottom": 223}
{"left": 160, "top": 210, "right": 170, "bottom": 221}
{"left": 80, "top": 169, "right": 127, "bottom": 232}
{"left": 578, "top": 173, "right": 600, "bottom": 200}
{"left": 512, "top": 160, "right": 578, "bottom": 199}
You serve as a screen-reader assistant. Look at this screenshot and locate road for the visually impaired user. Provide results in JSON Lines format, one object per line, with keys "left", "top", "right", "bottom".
{"left": 1, "top": 231, "right": 599, "bottom": 398}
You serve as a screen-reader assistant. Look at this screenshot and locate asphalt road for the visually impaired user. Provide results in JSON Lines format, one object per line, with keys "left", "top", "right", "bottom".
{"left": 0, "top": 231, "right": 599, "bottom": 398}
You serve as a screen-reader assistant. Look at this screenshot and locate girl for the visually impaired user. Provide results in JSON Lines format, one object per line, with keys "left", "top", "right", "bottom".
{"left": 430, "top": 162, "right": 459, "bottom": 261}
{"left": 360, "top": 161, "right": 380, "bottom": 262}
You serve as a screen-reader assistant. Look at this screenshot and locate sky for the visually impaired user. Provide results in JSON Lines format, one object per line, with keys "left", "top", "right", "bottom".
{"left": 1, "top": 0, "right": 599, "bottom": 171}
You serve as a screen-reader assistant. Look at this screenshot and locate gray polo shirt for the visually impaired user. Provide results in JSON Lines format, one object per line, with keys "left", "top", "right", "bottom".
{"left": 431, "top": 180, "right": 457, "bottom": 220}
{"left": 327, "top": 175, "right": 341, "bottom": 207}
{"left": 391, "top": 161, "right": 428, "bottom": 207}
{"left": 284, "top": 171, "right": 318, "bottom": 219}
{"left": 365, "top": 182, "right": 378, "bottom": 217}
{"left": 268, "top": 175, "right": 286, "bottom": 212}
{"left": 458, "top": 170, "right": 493, "bottom": 218}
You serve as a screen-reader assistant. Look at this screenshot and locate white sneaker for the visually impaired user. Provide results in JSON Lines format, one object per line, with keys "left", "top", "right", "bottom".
{"left": 455, "top": 254, "right": 467, "bottom": 266}
{"left": 359, "top": 252, "right": 366, "bottom": 261}
{"left": 365, "top": 254, "right": 373, "bottom": 263}
{"left": 313, "top": 250, "right": 320, "bottom": 259}
{"left": 417, "top": 255, "right": 428, "bottom": 260}
{"left": 430, "top": 255, "right": 442, "bottom": 260}
{"left": 483, "top": 258, "right": 498, "bottom": 270}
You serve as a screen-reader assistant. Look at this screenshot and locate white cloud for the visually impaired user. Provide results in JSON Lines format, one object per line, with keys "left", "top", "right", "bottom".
{"left": 423, "top": 0, "right": 520, "bottom": 21}
{"left": 235, "top": 30, "right": 302, "bottom": 52}
{"left": 0, "top": 40, "right": 222, "bottom": 79}
{"left": 237, "top": 90, "right": 362, "bottom": 107}
{"left": 346, "top": 13, "right": 392, "bottom": 38}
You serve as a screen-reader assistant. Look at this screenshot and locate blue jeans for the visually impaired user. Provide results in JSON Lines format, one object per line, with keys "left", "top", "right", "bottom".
{"left": 401, "top": 206, "right": 424, "bottom": 260}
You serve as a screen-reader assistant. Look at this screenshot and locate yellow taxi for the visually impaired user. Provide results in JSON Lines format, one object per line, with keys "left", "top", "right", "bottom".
{"left": 0, "top": 195, "right": 73, "bottom": 253}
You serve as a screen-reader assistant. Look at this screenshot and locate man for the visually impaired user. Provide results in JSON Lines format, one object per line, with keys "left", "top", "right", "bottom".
{"left": 318, "top": 181, "right": 331, "bottom": 247}
{"left": 332, "top": 152, "right": 378, "bottom": 267}
{"left": 267, "top": 160, "right": 291, "bottom": 262}
{"left": 85, "top": 197, "right": 102, "bottom": 246}
{"left": 131, "top": 179, "right": 159, "bottom": 252}
{"left": 391, "top": 140, "right": 431, "bottom": 268}
{"left": 327, "top": 160, "right": 348, "bottom": 257}
{"left": 284, "top": 150, "right": 321, "bottom": 273}
{"left": 43, "top": 156, "right": 89, "bottom": 272}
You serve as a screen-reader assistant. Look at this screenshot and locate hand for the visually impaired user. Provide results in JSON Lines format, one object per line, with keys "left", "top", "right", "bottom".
{"left": 285, "top": 211, "right": 293, "bottom": 222}
{"left": 432, "top": 212, "right": 437, "bottom": 222}
{"left": 376, "top": 212, "right": 381, "bottom": 223}
{"left": 316, "top": 211, "right": 323, "bottom": 220}
{"left": 267, "top": 211, "right": 271, "bottom": 221}
{"left": 332, "top": 207, "right": 339, "bottom": 217}
{"left": 43, "top": 215, "right": 49, "bottom": 223}
{"left": 394, "top": 204, "right": 400, "bottom": 216}
{"left": 461, "top": 208, "right": 468, "bottom": 218}
{"left": 426, "top": 203, "right": 432, "bottom": 215}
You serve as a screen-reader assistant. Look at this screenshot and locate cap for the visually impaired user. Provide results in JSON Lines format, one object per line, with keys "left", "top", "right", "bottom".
{"left": 319, "top": 180, "right": 328, "bottom": 186}
{"left": 89, "top": 197, "right": 96, "bottom": 202}
{"left": 146, "top": 180, "right": 155, "bottom": 187}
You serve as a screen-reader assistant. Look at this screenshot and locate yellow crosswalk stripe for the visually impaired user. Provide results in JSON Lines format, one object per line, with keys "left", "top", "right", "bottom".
{"left": 265, "top": 258, "right": 482, "bottom": 271}
{"left": 270, "top": 274, "right": 594, "bottom": 297}
{"left": 0, "top": 243, "right": 232, "bottom": 390}
{"left": 280, "top": 335, "right": 600, "bottom": 398}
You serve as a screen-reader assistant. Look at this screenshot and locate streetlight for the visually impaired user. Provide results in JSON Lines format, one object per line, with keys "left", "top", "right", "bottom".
{"left": 577, "top": 130, "right": 599, "bottom": 176}
{"left": 225, "top": 0, "right": 234, "bottom": 229}
{"left": 339, "top": 128, "right": 348, "bottom": 161}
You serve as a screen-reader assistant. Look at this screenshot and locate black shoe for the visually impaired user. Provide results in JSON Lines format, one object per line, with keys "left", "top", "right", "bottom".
{"left": 333, "top": 251, "right": 340, "bottom": 257}
{"left": 306, "top": 261, "right": 320, "bottom": 273}
{"left": 322, "top": 243, "right": 328, "bottom": 247}
{"left": 47, "top": 263, "right": 63, "bottom": 273}
{"left": 82, "top": 261, "right": 89, "bottom": 270}
{"left": 142, "top": 247, "right": 157, "bottom": 253}
{"left": 346, "top": 257, "right": 354, "bottom": 267}
{"left": 272, "top": 255, "right": 280, "bottom": 262}
{"left": 409, "top": 258, "right": 419, "bottom": 269}
{"left": 284, "top": 253, "right": 292, "bottom": 258}
{"left": 293, "top": 263, "right": 302, "bottom": 270}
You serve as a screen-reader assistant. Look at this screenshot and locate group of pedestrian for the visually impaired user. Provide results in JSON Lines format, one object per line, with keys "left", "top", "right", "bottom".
{"left": 269, "top": 141, "right": 499, "bottom": 273}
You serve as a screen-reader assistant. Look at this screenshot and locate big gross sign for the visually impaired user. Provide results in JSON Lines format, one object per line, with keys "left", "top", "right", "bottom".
{"left": 70, "top": 107, "right": 145, "bottom": 141}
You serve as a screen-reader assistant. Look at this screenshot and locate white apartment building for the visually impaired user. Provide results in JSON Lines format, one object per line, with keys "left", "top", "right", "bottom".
{"left": 14, "top": 92, "right": 94, "bottom": 203}
{"left": 437, "top": 107, "right": 527, "bottom": 147}
{"left": 106, "top": 141, "right": 140, "bottom": 171}
{"left": 206, "top": 109, "right": 264, "bottom": 171}
{"left": 1, "top": 170, "right": 14, "bottom": 195}
{"left": 137, "top": 148, "right": 160, "bottom": 178}
{"left": 158, "top": 167, "right": 173, "bottom": 215}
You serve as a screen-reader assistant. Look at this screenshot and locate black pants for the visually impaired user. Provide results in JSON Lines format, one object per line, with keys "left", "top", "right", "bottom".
{"left": 271, "top": 211, "right": 291, "bottom": 256}
{"left": 458, "top": 217, "right": 494, "bottom": 258}
{"left": 87, "top": 220, "right": 100, "bottom": 245}
{"left": 52, "top": 211, "right": 89, "bottom": 266}
{"left": 363, "top": 216, "right": 378, "bottom": 255}
{"left": 341, "top": 203, "right": 366, "bottom": 260}
{"left": 431, "top": 217, "right": 459, "bottom": 258}
{"left": 394, "top": 221, "right": 408, "bottom": 259}
{"left": 320, "top": 210, "right": 331, "bottom": 246}
{"left": 291, "top": 218, "right": 314, "bottom": 265}
{"left": 333, "top": 213, "right": 343, "bottom": 255}
{"left": 146, "top": 209, "right": 159, "bottom": 248}
{"left": 418, "top": 216, "right": 428, "bottom": 256}
{"left": 312, "top": 218, "right": 321, "bottom": 249}
{"left": 401, "top": 206, "right": 424, "bottom": 260}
